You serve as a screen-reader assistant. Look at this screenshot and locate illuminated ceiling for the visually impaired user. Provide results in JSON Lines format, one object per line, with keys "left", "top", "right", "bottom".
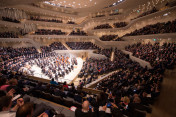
{"left": 44, "top": 0, "right": 100, "bottom": 8}
{"left": 43, "top": 0, "right": 125, "bottom": 9}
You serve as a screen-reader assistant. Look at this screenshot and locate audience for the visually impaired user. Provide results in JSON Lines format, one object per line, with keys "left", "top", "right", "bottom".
{"left": 131, "top": 7, "right": 158, "bottom": 20}
{"left": 69, "top": 29, "right": 87, "bottom": 36}
{"left": 125, "top": 19, "right": 176, "bottom": 36}
{"left": 0, "top": 32, "right": 19, "bottom": 38}
{"left": 97, "top": 48, "right": 113, "bottom": 58}
{"left": 92, "top": 15, "right": 105, "bottom": 18}
{"left": 75, "top": 100, "right": 95, "bottom": 117}
{"left": 94, "top": 24, "right": 112, "bottom": 29}
{"left": 2, "top": 16, "right": 20, "bottom": 23}
{"left": 40, "top": 42, "right": 67, "bottom": 53}
{"left": 31, "top": 16, "right": 63, "bottom": 23}
{"left": 66, "top": 42, "right": 99, "bottom": 50}
{"left": 125, "top": 42, "right": 176, "bottom": 71}
{"left": 0, "top": 40, "right": 175, "bottom": 117}
{"left": 99, "top": 35, "right": 118, "bottom": 41}
{"left": 109, "top": 12, "right": 120, "bottom": 16}
{"left": 35, "top": 29, "right": 66, "bottom": 35}
{"left": 0, "top": 47, "right": 38, "bottom": 61}
{"left": 113, "top": 22, "right": 127, "bottom": 28}
{"left": 67, "top": 21, "right": 76, "bottom": 24}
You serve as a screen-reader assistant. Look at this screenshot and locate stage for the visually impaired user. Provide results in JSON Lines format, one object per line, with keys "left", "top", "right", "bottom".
{"left": 25, "top": 50, "right": 106, "bottom": 85}
{"left": 29, "top": 57, "right": 83, "bottom": 84}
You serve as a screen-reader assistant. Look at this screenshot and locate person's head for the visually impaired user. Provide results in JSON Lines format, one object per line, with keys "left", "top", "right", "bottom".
{"left": 142, "top": 92, "right": 147, "bottom": 97}
{"left": 71, "top": 83, "right": 74, "bottom": 86}
{"left": 16, "top": 102, "right": 34, "bottom": 117}
{"left": 133, "top": 96, "right": 141, "bottom": 103}
{"left": 9, "top": 78, "right": 18, "bottom": 86}
{"left": 63, "top": 81, "right": 67, "bottom": 85}
{"left": 51, "top": 78, "right": 54, "bottom": 81}
{"left": 82, "top": 100, "right": 89, "bottom": 111}
{"left": 0, "top": 96, "right": 12, "bottom": 111}
{"left": 122, "top": 96, "right": 130, "bottom": 104}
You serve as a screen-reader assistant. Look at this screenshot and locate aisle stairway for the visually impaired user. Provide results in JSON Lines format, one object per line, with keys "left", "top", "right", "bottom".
{"left": 151, "top": 67, "right": 176, "bottom": 117}
{"left": 62, "top": 42, "right": 72, "bottom": 50}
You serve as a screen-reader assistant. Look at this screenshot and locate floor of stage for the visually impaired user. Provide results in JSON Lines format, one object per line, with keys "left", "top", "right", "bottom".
{"left": 30, "top": 57, "right": 83, "bottom": 84}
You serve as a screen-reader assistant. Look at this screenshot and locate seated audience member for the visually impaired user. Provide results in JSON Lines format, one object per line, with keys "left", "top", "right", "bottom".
{"left": 63, "top": 81, "right": 68, "bottom": 89}
{"left": 16, "top": 102, "right": 49, "bottom": 117}
{"left": 0, "top": 78, "right": 9, "bottom": 91}
{"left": 128, "top": 96, "right": 150, "bottom": 117}
{"left": 16, "top": 102, "right": 34, "bottom": 117}
{"left": 50, "top": 78, "right": 58, "bottom": 85}
{"left": 0, "top": 96, "right": 24, "bottom": 116}
{"left": 125, "top": 19, "right": 176, "bottom": 36}
{"left": 75, "top": 100, "right": 95, "bottom": 117}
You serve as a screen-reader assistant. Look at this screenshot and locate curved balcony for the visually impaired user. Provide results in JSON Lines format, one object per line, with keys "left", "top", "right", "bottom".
{"left": 89, "top": 6, "right": 176, "bottom": 37}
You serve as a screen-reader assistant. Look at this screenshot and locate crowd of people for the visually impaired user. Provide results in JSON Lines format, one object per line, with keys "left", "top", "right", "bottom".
{"left": 113, "top": 22, "right": 127, "bottom": 28}
{"left": 94, "top": 67, "right": 158, "bottom": 116}
{"left": 109, "top": 12, "right": 120, "bottom": 16}
{"left": 69, "top": 29, "right": 87, "bottom": 36}
{"left": 67, "top": 21, "right": 76, "bottom": 24}
{"left": 30, "top": 16, "right": 63, "bottom": 23}
{"left": 114, "top": 37, "right": 124, "bottom": 41}
{"left": 94, "top": 24, "right": 112, "bottom": 29}
{"left": 0, "top": 40, "right": 175, "bottom": 117}
{"left": 99, "top": 35, "right": 118, "bottom": 41}
{"left": 97, "top": 48, "right": 113, "bottom": 58}
{"left": 0, "top": 70, "right": 84, "bottom": 117}
{"left": 0, "top": 42, "right": 173, "bottom": 117}
{"left": 78, "top": 49, "right": 142, "bottom": 86}
{"left": 2, "top": 16, "right": 20, "bottom": 23}
{"left": 92, "top": 15, "right": 105, "bottom": 18}
{"left": 0, "top": 32, "right": 19, "bottom": 38}
{"left": 125, "top": 19, "right": 176, "bottom": 36}
{"left": 35, "top": 29, "right": 66, "bottom": 35}
{"left": 125, "top": 42, "right": 176, "bottom": 71}
{"left": 131, "top": 7, "right": 158, "bottom": 20}
{"left": 66, "top": 42, "right": 99, "bottom": 50}
{"left": 0, "top": 47, "right": 38, "bottom": 62}
{"left": 40, "top": 42, "right": 67, "bottom": 53}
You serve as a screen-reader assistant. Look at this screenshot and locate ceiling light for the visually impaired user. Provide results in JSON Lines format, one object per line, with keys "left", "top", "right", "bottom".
{"left": 73, "top": 2, "right": 75, "bottom": 4}
{"left": 95, "top": 2, "right": 96, "bottom": 4}
{"left": 78, "top": 4, "right": 80, "bottom": 5}
{"left": 90, "top": 0, "right": 92, "bottom": 1}
{"left": 85, "top": 5, "right": 87, "bottom": 6}
{"left": 63, "top": 1, "right": 66, "bottom": 3}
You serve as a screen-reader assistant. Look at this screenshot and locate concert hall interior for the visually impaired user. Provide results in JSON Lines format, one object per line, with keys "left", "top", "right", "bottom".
{"left": 0, "top": 0, "right": 176, "bottom": 117}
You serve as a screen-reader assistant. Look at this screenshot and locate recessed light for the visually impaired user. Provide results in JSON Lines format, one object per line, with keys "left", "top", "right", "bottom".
{"left": 78, "top": 4, "right": 80, "bottom": 5}
{"left": 73, "top": 2, "right": 75, "bottom": 4}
